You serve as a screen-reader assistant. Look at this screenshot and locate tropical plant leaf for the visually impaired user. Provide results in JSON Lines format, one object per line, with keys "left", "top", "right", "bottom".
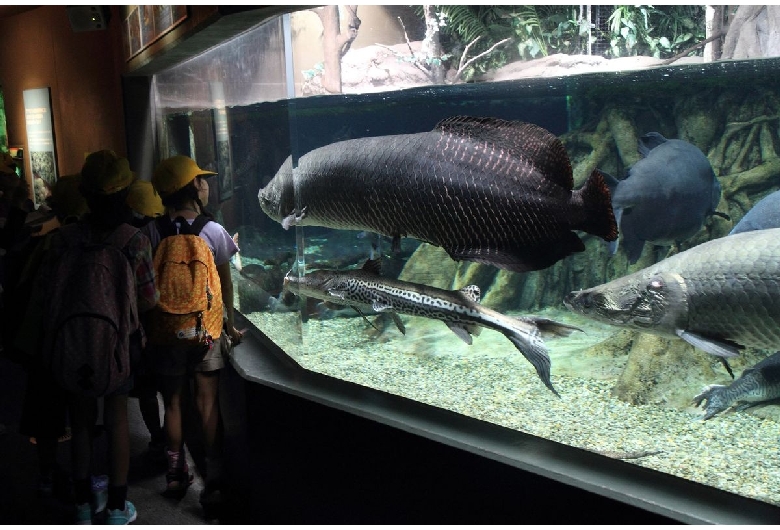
{"left": 413, "top": 5, "right": 707, "bottom": 78}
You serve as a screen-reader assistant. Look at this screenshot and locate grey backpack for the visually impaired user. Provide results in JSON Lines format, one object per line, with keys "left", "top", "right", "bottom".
{"left": 42, "top": 222, "right": 142, "bottom": 397}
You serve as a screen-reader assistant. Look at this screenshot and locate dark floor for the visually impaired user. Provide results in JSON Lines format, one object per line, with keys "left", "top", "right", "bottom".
{"left": 0, "top": 353, "right": 219, "bottom": 525}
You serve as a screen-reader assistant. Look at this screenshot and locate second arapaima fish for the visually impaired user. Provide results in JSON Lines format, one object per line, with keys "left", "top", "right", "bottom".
{"left": 258, "top": 116, "right": 618, "bottom": 273}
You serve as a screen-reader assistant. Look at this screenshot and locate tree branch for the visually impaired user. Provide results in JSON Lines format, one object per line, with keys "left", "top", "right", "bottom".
{"left": 456, "top": 38, "right": 512, "bottom": 80}
{"left": 660, "top": 31, "right": 726, "bottom": 65}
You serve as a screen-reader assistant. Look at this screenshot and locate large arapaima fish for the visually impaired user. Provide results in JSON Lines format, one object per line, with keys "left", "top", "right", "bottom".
{"left": 258, "top": 116, "right": 617, "bottom": 273}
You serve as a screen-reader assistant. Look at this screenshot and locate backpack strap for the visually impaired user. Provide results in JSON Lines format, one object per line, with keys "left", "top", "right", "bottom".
{"left": 156, "top": 214, "right": 209, "bottom": 239}
{"left": 57, "top": 222, "right": 138, "bottom": 251}
{"left": 105, "top": 223, "right": 141, "bottom": 251}
{"left": 155, "top": 216, "right": 177, "bottom": 240}
{"left": 188, "top": 215, "right": 209, "bottom": 236}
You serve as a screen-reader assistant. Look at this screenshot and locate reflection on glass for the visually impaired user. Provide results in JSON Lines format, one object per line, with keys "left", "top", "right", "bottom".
{"left": 152, "top": 5, "right": 780, "bottom": 510}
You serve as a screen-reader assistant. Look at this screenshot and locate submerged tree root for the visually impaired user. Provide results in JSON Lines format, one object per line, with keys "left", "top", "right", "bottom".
{"left": 710, "top": 115, "right": 780, "bottom": 173}
{"left": 721, "top": 156, "right": 780, "bottom": 196}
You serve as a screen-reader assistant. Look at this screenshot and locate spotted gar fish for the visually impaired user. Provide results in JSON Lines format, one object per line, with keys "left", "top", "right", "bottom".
{"left": 564, "top": 228, "right": 780, "bottom": 362}
{"left": 693, "top": 351, "right": 780, "bottom": 420}
{"left": 259, "top": 116, "right": 617, "bottom": 273}
{"left": 283, "top": 258, "right": 582, "bottom": 396}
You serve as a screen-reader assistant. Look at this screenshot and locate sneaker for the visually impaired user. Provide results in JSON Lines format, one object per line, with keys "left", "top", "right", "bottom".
{"left": 107, "top": 501, "right": 137, "bottom": 525}
{"left": 163, "top": 449, "right": 193, "bottom": 499}
{"left": 75, "top": 502, "right": 93, "bottom": 525}
{"left": 163, "top": 469, "right": 194, "bottom": 498}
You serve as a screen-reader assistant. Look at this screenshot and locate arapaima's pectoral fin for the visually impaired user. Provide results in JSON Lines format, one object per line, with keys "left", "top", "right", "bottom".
{"left": 519, "top": 316, "right": 583, "bottom": 338}
{"left": 622, "top": 232, "right": 646, "bottom": 264}
{"left": 676, "top": 329, "right": 743, "bottom": 358}
{"left": 607, "top": 207, "right": 624, "bottom": 256}
{"left": 281, "top": 207, "right": 307, "bottom": 230}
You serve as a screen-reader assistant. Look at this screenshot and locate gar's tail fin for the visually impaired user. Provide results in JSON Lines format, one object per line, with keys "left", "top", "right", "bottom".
{"left": 505, "top": 327, "right": 560, "bottom": 397}
{"left": 574, "top": 169, "right": 618, "bottom": 242}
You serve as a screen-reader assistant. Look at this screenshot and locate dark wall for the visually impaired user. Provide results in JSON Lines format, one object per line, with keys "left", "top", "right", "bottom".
{"left": 0, "top": 6, "right": 127, "bottom": 181}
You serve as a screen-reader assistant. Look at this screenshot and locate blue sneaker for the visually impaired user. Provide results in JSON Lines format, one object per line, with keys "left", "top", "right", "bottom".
{"left": 107, "top": 501, "right": 137, "bottom": 525}
{"left": 75, "top": 502, "right": 93, "bottom": 525}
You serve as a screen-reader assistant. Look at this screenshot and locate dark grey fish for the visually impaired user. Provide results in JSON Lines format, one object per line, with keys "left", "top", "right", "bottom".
{"left": 730, "top": 189, "right": 780, "bottom": 234}
{"left": 259, "top": 116, "right": 617, "bottom": 273}
{"left": 564, "top": 228, "right": 780, "bottom": 362}
{"left": 693, "top": 351, "right": 780, "bottom": 420}
{"left": 284, "top": 258, "right": 582, "bottom": 396}
{"left": 604, "top": 132, "right": 722, "bottom": 263}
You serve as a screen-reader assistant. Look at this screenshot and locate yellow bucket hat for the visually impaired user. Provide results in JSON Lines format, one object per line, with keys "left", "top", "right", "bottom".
{"left": 127, "top": 179, "right": 164, "bottom": 218}
{"left": 81, "top": 149, "right": 135, "bottom": 195}
{"left": 152, "top": 155, "right": 216, "bottom": 198}
{"left": 49, "top": 173, "right": 90, "bottom": 221}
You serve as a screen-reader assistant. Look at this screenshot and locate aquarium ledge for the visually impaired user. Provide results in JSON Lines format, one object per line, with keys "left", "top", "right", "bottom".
{"left": 230, "top": 313, "right": 780, "bottom": 525}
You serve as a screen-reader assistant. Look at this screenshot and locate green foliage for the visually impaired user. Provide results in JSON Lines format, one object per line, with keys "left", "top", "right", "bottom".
{"left": 416, "top": 5, "right": 707, "bottom": 80}
{"left": 604, "top": 5, "right": 706, "bottom": 58}
{"left": 415, "top": 6, "right": 514, "bottom": 81}
{"left": 508, "top": 6, "right": 549, "bottom": 58}
{"left": 507, "top": 6, "right": 589, "bottom": 58}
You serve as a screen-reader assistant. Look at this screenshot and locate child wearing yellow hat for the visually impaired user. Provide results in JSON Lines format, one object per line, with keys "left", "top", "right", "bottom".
{"left": 127, "top": 178, "right": 164, "bottom": 223}
{"left": 145, "top": 155, "right": 240, "bottom": 514}
{"left": 45, "top": 149, "right": 156, "bottom": 524}
{"left": 124, "top": 177, "right": 168, "bottom": 466}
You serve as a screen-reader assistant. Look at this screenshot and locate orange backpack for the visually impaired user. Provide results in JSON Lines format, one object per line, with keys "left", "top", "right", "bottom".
{"left": 146, "top": 215, "right": 223, "bottom": 348}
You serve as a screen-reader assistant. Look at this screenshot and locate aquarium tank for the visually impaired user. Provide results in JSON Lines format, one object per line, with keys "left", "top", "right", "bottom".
{"left": 151, "top": 5, "right": 780, "bottom": 514}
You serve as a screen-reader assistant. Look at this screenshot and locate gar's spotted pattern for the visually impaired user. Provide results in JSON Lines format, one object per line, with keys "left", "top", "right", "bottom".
{"left": 285, "top": 263, "right": 579, "bottom": 396}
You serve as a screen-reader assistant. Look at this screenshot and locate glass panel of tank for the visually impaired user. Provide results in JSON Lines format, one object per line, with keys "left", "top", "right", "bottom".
{"left": 152, "top": 6, "right": 780, "bottom": 510}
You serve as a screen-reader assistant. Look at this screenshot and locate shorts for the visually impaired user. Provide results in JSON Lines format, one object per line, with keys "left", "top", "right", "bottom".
{"left": 149, "top": 332, "right": 229, "bottom": 378}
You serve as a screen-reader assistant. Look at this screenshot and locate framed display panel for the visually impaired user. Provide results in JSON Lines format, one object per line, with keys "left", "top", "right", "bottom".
{"left": 122, "top": 5, "right": 188, "bottom": 61}
{"left": 23, "top": 87, "right": 58, "bottom": 209}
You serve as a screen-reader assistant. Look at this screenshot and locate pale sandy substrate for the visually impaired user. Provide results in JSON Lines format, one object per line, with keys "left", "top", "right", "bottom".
{"left": 247, "top": 307, "right": 780, "bottom": 508}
